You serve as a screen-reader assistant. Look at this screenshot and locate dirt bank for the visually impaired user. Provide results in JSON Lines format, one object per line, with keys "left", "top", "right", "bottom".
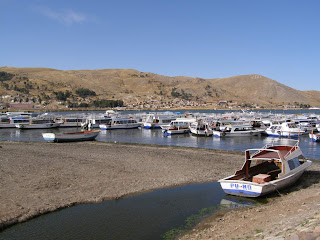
{"left": 179, "top": 161, "right": 320, "bottom": 240}
{"left": 0, "top": 141, "right": 243, "bottom": 230}
{"left": 1, "top": 141, "right": 319, "bottom": 240}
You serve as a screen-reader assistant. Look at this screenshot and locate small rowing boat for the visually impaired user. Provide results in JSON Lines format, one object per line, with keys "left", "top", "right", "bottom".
{"left": 42, "top": 130, "right": 101, "bottom": 142}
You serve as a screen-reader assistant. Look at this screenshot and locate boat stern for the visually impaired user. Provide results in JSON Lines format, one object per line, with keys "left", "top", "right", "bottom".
{"left": 218, "top": 179, "right": 263, "bottom": 197}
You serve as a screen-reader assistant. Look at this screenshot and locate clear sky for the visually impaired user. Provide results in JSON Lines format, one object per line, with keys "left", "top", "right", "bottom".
{"left": 1, "top": 0, "right": 319, "bottom": 91}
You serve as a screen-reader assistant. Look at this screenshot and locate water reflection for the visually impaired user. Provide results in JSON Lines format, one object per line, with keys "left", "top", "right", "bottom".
{"left": 0, "top": 127, "right": 319, "bottom": 159}
{"left": 0, "top": 182, "right": 264, "bottom": 240}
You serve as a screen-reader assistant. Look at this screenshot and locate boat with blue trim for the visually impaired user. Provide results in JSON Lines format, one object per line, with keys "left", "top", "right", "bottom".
{"left": 219, "top": 140, "right": 312, "bottom": 197}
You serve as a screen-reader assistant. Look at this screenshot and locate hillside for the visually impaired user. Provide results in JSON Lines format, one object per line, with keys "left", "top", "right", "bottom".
{"left": 0, "top": 67, "right": 319, "bottom": 109}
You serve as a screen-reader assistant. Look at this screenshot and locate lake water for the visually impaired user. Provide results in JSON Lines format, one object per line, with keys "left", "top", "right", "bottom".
{"left": 0, "top": 109, "right": 319, "bottom": 239}
{"left": 0, "top": 126, "right": 319, "bottom": 160}
{"left": 0, "top": 183, "right": 263, "bottom": 240}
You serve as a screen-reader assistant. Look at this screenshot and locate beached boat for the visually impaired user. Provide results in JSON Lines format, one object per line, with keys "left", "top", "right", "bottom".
{"left": 99, "top": 118, "right": 141, "bottom": 130}
{"left": 42, "top": 130, "right": 101, "bottom": 142}
{"left": 309, "top": 131, "right": 320, "bottom": 142}
{"left": 212, "top": 123, "right": 261, "bottom": 137}
{"left": 264, "top": 122, "right": 305, "bottom": 137}
{"left": 161, "top": 118, "right": 196, "bottom": 135}
{"left": 189, "top": 120, "right": 213, "bottom": 136}
{"left": 16, "top": 119, "right": 60, "bottom": 129}
{"left": 219, "top": 140, "right": 312, "bottom": 197}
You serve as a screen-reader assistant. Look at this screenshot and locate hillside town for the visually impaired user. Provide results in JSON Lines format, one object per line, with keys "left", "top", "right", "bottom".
{"left": 0, "top": 93, "right": 315, "bottom": 111}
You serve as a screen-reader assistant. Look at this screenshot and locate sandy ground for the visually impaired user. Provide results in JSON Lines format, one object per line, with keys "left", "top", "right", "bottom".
{"left": 1, "top": 140, "right": 320, "bottom": 240}
{"left": 0, "top": 141, "right": 243, "bottom": 230}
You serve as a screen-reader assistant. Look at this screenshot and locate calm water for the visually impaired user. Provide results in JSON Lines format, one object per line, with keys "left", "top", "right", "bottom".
{"left": 0, "top": 126, "right": 319, "bottom": 159}
{"left": 0, "top": 183, "right": 261, "bottom": 240}
{"left": 0, "top": 109, "right": 319, "bottom": 239}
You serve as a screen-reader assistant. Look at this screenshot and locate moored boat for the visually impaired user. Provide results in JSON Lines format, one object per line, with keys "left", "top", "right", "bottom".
{"left": 219, "top": 140, "right": 312, "bottom": 197}
{"left": 16, "top": 119, "right": 60, "bottom": 129}
{"left": 264, "top": 121, "right": 305, "bottom": 138}
{"left": 142, "top": 113, "right": 176, "bottom": 129}
{"left": 42, "top": 130, "right": 101, "bottom": 142}
{"left": 309, "top": 131, "right": 320, "bottom": 142}
{"left": 189, "top": 120, "right": 213, "bottom": 136}
{"left": 161, "top": 118, "right": 196, "bottom": 135}
{"left": 99, "top": 118, "right": 141, "bottom": 130}
{"left": 212, "top": 123, "right": 261, "bottom": 137}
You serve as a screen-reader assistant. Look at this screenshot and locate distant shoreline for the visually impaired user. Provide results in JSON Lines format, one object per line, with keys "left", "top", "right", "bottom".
{"left": 0, "top": 107, "right": 316, "bottom": 113}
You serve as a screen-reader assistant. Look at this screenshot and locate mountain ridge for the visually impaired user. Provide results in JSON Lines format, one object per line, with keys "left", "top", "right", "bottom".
{"left": 0, "top": 67, "right": 319, "bottom": 109}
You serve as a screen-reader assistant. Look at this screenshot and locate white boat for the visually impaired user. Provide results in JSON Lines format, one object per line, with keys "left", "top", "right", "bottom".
{"left": 55, "top": 116, "right": 86, "bottom": 127}
{"left": 309, "top": 131, "right": 320, "bottom": 142}
{"left": 264, "top": 122, "right": 305, "bottom": 137}
{"left": 99, "top": 118, "right": 141, "bottom": 130}
{"left": 42, "top": 130, "right": 101, "bottom": 142}
{"left": 212, "top": 124, "right": 261, "bottom": 137}
{"left": 16, "top": 119, "right": 60, "bottom": 129}
{"left": 219, "top": 140, "right": 312, "bottom": 197}
{"left": 161, "top": 118, "right": 196, "bottom": 135}
{"left": 0, "top": 116, "right": 31, "bottom": 128}
{"left": 189, "top": 120, "right": 213, "bottom": 136}
{"left": 142, "top": 113, "right": 176, "bottom": 129}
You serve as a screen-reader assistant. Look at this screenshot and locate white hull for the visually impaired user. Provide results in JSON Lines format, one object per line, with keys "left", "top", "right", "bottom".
{"left": 190, "top": 128, "right": 213, "bottom": 136}
{"left": 309, "top": 133, "right": 320, "bottom": 142}
{"left": 16, "top": 123, "right": 60, "bottom": 129}
{"left": 42, "top": 130, "right": 100, "bottom": 142}
{"left": 99, "top": 123, "right": 141, "bottom": 130}
{"left": 265, "top": 130, "right": 303, "bottom": 138}
{"left": 219, "top": 160, "right": 312, "bottom": 197}
{"left": 0, "top": 123, "right": 17, "bottom": 128}
{"left": 213, "top": 130, "right": 260, "bottom": 137}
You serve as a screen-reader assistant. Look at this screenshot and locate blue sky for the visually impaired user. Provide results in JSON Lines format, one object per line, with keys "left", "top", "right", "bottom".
{"left": 1, "top": 0, "right": 319, "bottom": 91}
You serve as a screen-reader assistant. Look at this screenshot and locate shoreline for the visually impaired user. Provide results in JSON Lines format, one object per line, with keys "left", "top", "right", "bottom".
{"left": 0, "top": 140, "right": 243, "bottom": 231}
{"left": 1, "top": 141, "right": 320, "bottom": 239}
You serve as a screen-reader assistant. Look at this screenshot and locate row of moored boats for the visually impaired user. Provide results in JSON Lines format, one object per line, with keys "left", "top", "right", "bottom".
{"left": 1, "top": 110, "right": 320, "bottom": 141}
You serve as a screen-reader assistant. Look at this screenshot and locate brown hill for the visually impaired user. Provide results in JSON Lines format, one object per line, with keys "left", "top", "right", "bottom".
{"left": 0, "top": 67, "right": 319, "bottom": 109}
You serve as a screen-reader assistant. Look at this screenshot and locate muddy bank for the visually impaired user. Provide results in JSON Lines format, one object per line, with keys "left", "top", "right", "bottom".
{"left": 179, "top": 161, "right": 320, "bottom": 240}
{"left": 0, "top": 141, "right": 243, "bottom": 230}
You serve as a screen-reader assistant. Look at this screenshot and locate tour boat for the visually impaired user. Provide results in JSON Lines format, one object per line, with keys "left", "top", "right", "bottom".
{"left": 161, "top": 118, "right": 196, "bottom": 135}
{"left": 99, "top": 118, "right": 141, "bottom": 130}
{"left": 0, "top": 116, "right": 31, "bottom": 128}
{"left": 219, "top": 140, "right": 312, "bottom": 197}
{"left": 142, "top": 113, "right": 176, "bottom": 129}
{"left": 42, "top": 130, "right": 101, "bottom": 142}
{"left": 189, "top": 120, "right": 213, "bottom": 136}
{"left": 55, "top": 115, "right": 86, "bottom": 127}
{"left": 212, "top": 124, "right": 261, "bottom": 137}
{"left": 264, "top": 122, "right": 305, "bottom": 137}
{"left": 16, "top": 119, "right": 60, "bottom": 129}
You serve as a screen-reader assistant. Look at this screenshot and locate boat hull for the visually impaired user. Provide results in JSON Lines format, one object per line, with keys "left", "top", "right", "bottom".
{"left": 309, "top": 133, "right": 320, "bottom": 142}
{"left": 213, "top": 130, "right": 260, "bottom": 137}
{"left": 17, "top": 123, "right": 60, "bottom": 129}
{"left": 42, "top": 130, "right": 100, "bottom": 142}
{"left": 99, "top": 123, "right": 141, "bottom": 130}
{"left": 190, "top": 128, "right": 213, "bottom": 136}
{"left": 219, "top": 160, "right": 312, "bottom": 197}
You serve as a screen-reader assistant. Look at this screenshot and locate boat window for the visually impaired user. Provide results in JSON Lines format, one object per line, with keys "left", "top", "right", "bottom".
{"left": 293, "top": 157, "right": 301, "bottom": 168}
{"left": 288, "top": 160, "right": 295, "bottom": 170}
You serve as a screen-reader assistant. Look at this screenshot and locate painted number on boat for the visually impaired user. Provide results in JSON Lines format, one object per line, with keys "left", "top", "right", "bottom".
{"left": 230, "top": 183, "right": 252, "bottom": 190}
